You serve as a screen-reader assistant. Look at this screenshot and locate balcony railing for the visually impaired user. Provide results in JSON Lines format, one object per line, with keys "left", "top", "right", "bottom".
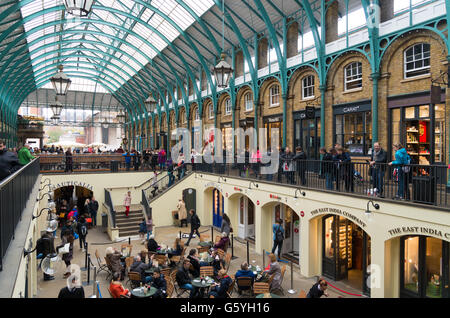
{"left": 188, "top": 158, "right": 449, "bottom": 210}
{"left": 0, "top": 158, "right": 40, "bottom": 271}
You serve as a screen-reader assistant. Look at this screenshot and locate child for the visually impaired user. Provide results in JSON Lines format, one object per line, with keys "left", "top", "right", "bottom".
{"left": 139, "top": 218, "right": 147, "bottom": 244}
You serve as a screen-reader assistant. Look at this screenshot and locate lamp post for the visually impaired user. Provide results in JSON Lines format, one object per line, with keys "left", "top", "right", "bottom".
{"left": 145, "top": 95, "right": 157, "bottom": 114}
{"left": 50, "top": 65, "right": 71, "bottom": 96}
{"left": 63, "top": 0, "right": 94, "bottom": 17}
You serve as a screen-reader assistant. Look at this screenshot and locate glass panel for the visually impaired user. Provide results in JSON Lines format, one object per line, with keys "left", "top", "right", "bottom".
{"left": 419, "top": 105, "right": 429, "bottom": 118}
{"left": 284, "top": 207, "right": 292, "bottom": 239}
{"left": 239, "top": 197, "right": 244, "bottom": 225}
{"left": 434, "top": 104, "right": 445, "bottom": 162}
{"left": 405, "top": 107, "right": 415, "bottom": 119}
{"left": 324, "top": 216, "right": 334, "bottom": 259}
{"left": 425, "top": 237, "right": 443, "bottom": 298}
{"left": 404, "top": 236, "right": 420, "bottom": 294}
{"left": 391, "top": 109, "right": 401, "bottom": 153}
{"left": 247, "top": 201, "right": 254, "bottom": 225}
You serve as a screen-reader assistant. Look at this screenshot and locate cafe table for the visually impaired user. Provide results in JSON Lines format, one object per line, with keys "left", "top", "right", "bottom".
{"left": 192, "top": 277, "right": 215, "bottom": 297}
{"left": 256, "top": 293, "right": 281, "bottom": 298}
{"left": 198, "top": 241, "right": 213, "bottom": 247}
{"left": 131, "top": 286, "right": 157, "bottom": 298}
{"left": 144, "top": 265, "right": 168, "bottom": 275}
{"left": 200, "top": 255, "right": 215, "bottom": 264}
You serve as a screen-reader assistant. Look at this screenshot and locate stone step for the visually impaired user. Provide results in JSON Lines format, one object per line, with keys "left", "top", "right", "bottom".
{"left": 116, "top": 220, "right": 142, "bottom": 227}
{"left": 117, "top": 224, "right": 141, "bottom": 231}
{"left": 116, "top": 212, "right": 142, "bottom": 219}
{"left": 118, "top": 230, "right": 141, "bottom": 237}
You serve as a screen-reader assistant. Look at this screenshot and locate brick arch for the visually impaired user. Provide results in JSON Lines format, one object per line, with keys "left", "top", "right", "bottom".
{"left": 169, "top": 110, "right": 176, "bottom": 130}
{"left": 326, "top": 50, "right": 370, "bottom": 88}
{"left": 259, "top": 77, "right": 282, "bottom": 118}
{"left": 178, "top": 106, "right": 187, "bottom": 127}
{"left": 189, "top": 103, "right": 198, "bottom": 126}
{"left": 202, "top": 98, "right": 214, "bottom": 123}
{"left": 380, "top": 29, "right": 447, "bottom": 76}
{"left": 288, "top": 65, "right": 319, "bottom": 97}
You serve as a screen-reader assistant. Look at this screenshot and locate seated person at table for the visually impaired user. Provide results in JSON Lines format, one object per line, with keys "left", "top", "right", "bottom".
{"left": 265, "top": 253, "right": 282, "bottom": 293}
{"left": 173, "top": 238, "right": 183, "bottom": 255}
{"left": 109, "top": 272, "right": 130, "bottom": 298}
{"left": 208, "top": 269, "right": 232, "bottom": 298}
{"left": 187, "top": 248, "right": 209, "bottom": 277}
{"left": 213, "top": 232, "right": 230, "bottom": 251}
{"left": 106, "top": 247, "right": 125, "bottom": 280}
{"left": 151, "top": 268, "right": 167, "bottom": 298}
{"left": 130, "top": 255, "right": 153, "bottom": 284}
{"left": 235, "top": 262, "right": 256, "bottom": 292}
{"left": 211, "top": 249, "right": 225, "bottom": 277}
{"left": 147, "top": 234, "right": 159, "bottom": 252}
{"left": 175, "top": 260, "right": 198, "bottom": 298}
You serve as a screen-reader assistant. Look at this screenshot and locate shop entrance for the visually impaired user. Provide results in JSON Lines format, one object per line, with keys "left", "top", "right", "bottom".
{"left": 294, "top": 117, "right": 321, "bottom": 160}
{"left": 238, "top": 196, "right": 254, "bottom": 239}
{"left": 273, "top": 204, "right": 300, "bottom": 261}
{"left": 54, "top": 186, "right": 93, "bottom": 217}
{"left": 212, "top": 189, "right": 224, "bottom": 228}
{"left": 322, "top": 215, "right": 371, "bottom": 294}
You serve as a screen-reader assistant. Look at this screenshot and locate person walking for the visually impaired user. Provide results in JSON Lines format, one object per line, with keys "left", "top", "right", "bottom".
{"left": 271, "top": 219, "right": 284, "bottom": 260}
{"left": 186, "top": 209, "right": 201, "bottom": 247}
{"left": 146, "top": 217, "right": 154, "bottom": 240}
{"left": 18, "top": 143, "right": 35, "bottom": 165}
{"left": 167, "top": 160, "right": 175, "bottom": 187}
{"left": 177, "top": 198, "right": 188, "bottom": 228}
{"left": 150, "top": 170, "right": 159, "bottom": 197}
{"left": 76, "top": 216, "right": 88, "bottom": 251}
{"left": 138, "top": 218, "right": 147, "bottom": 244}
{"left": 65, "top": 148, "right": 73, "bottom": 172}
{"left": 370, "top": 142, "right": 387, "bottom": 198}
{"left": 123, "top": 191, "right": 132, "bottom": 217}
{"left": 220, "top": 212, "right": 232, "bottom": 237}
{"left": 36, "top": 227, "right": 56, "bottom": 281}
{"left": 57, "top": 228, "right": 74, "bottom": 279}
{"left": 158, "top": 148, "right": 166, "bottom": 170}
{"left": 0, "top": 139, "right": 21, "bottom": 182}
{"left": 88, "top": 196, "right": 99, "bottom": 227}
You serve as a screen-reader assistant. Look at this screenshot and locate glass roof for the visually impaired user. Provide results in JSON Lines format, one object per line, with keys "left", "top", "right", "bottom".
{"left": 20, "top": 0, "right": 214, "bottom": 92}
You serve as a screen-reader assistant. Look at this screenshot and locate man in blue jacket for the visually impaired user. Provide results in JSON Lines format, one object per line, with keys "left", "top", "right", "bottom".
{"left": 388, "top": 143, "right": 411, "bottom": 200}
{"left": 235, "top": 262, "right": 256, "bottom": 293}
{"left": 122, "top": 150, "right": 134, "bottom": 171}
{"left": 272, "top": 219, "right": 285, "bottom": 260}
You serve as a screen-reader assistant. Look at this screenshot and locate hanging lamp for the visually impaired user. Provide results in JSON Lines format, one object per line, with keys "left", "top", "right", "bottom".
{"left": 64, "top": 0, "right": 94, "bottom": 17}
{"left": 50, "top": 65, "right": 71, "bottom": 96}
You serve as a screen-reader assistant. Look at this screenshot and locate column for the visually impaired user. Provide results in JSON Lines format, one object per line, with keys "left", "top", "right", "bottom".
{"left": 369, "top": 236, "right": 386, "bottom": 298}
{"left": 254, "top": 204, "right": 263, "bottom": 254}
{"left": 325, "top": 0, "right": 339, "bottom": 44}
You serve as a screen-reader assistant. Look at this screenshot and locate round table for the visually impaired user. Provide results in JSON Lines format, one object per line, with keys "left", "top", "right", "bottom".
{"left": 198, "top": 241, "right": 213, "bottom": 247}
{"left": 131, "top": 286, "right": 157, "bottom": 298}
{"left": 192, "top": 277, "right": 215, "bottom": 298}
{"left": 145, "top": 266, "right": 168, "bottom": 275}
{"left": 256, "top": 293, "right": 281, "bottom": 298}
{"left": 200, "top": 256, "right": 214, "bottom": 264}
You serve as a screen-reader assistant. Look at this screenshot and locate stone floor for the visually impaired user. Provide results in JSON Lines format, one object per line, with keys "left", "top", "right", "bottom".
{"left": 35, "top": 225, "right": 364, "bottom": 298}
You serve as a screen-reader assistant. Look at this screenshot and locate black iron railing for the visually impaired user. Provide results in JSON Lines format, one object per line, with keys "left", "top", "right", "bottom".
{"left": 188, "top": 158, "right": 449, "bottom": 209}
{"left": 104, "top": 188, "right": 116, "bottom": 228}
{"left": 0, "top": 158, "right": 40, "bottom": 271}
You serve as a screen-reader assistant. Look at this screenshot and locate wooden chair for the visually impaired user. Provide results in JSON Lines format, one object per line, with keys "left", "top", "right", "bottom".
{"left": 127, "top": 271, "right": 141, "bottom": 289}
{"left": 197, "top": 246, "right": 209, "bottom": 254}
{"left": 104, "top": 256, "right": 113, "bottom": 281}
{"left": 200, "top": 266, "right": 214, "bottom": 278}
{"left": 154, "top": 254, "right": 168, "bottom": 265}
{"left": 225, "top": 253, "right": 232, "bottom": 273}
{"left": 226, "top": 278, "right": 235, "bottom": 298}
{"left": 120, "top": 244, "right": 132, "bottom": 257}
{"left": 216, "top": 248, "right": 225, "bottom": 259}
{"left": 160, "top": 267, "right": 171, "bottom": 278}
{"left": 170, "top": 269, "right": 189, "bottom": 298}
{"left": 125, "top": 257, "right": 134, "bottom": 273}
{"left": 171, "top": 247, "right": 186, "bottom": 264}
{"left": 253, "top": 282, "right": 270, "bottom": 295}
{"left": 166, "top": 279, "right": 175, "bottom": 298}
{"left": 95, "top": 250, "right": 109, "bottom": 276}
{"left": 236, "top": 277, "right": 254, "bottom": 296}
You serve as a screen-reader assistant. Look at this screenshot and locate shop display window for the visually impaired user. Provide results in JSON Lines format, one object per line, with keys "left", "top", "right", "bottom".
{"left": 434, "top": 104, "right": 446, "bottom": 163}
{"left": 222, "top": 127, "right": 233, "bottom": 153}
{"left": 404, "top": 236, "right": 420, "bottom": 294}
{"left": 324, "top": 217, "right": 334, "bottom": 259}
{"left": 335, "top": 111, "right": 371, "bottom": 155}
{"left": 425, "top": 237, "right": 442, "bottom": 298}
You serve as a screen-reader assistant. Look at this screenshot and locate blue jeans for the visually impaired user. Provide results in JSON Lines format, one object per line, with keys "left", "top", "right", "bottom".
{"left": 168, "top": 173, "right": 175, "bottom": 187}
{"left": 181, "top": 283, "right": 196, "bottom": 298}
{"left": 397, "top": 168, "right": 404, "bottom": 198}
{"left": 372, "top": 168, "right": 384, "bottom": 195}
{"left": 146, "top": 230, "right": 152, "bottom": 240}
{"left": 325, "top": 173, "right": 333, "bottom": 190}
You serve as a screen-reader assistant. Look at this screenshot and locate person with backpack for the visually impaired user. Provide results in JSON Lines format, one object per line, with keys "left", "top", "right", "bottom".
{"left": 272, "top": 219, "right": 285, "bottom": 260}
{"left": 77, "top": 216, "right": 88, "bottom": 251}
{"left": 388, "top": 143, "right": 411, "bottom": 200}
{"left": 88, "top": 196, "right": 99, "bottom": 227}
{"left": 186, "top": 209, "right": 201, "bottom": 247}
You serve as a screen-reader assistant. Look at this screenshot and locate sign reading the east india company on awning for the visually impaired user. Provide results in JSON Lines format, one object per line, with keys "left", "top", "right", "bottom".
{"left": 50, "top": 181, "right": 93, "bottom": 191}
{"left": 310, "top": 207, "right": 367, "bottom": 228}
{"left": 387, "top": 226, "right": 450, "bottom": 240}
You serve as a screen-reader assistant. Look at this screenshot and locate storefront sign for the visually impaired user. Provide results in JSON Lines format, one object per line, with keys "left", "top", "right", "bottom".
{"left": 300, "top": 211, "right": 304, "bottom": 217}
{"left": 50, "top": 181, "right": 93, "bottom": 191}
{"left": 310, "top": 207, "right": 367, "bottom": 228}
{"left": 266, "top": 116, "right": 282, "bottom": 123}
{"left": 387, "top": 226, "right": 450, "bottom": 240}
{"left": 234, "top": 187, "right": 242, "bottom": 192}
{"left": 205, "top": 182, "right": 223, "bottom": 193}
{"left": 333, "top": 101, "right": 371, "bottom": 115}
{"left": 269, "top": 194, "right": 281, "bottom": 200}
{"left": 221, "top": 123, "right": 232, "bottom": 128}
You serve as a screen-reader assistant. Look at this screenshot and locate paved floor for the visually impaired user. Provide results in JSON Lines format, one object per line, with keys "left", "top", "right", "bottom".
{"left": 35, "top": 225, "right": 364, "bottom": 298}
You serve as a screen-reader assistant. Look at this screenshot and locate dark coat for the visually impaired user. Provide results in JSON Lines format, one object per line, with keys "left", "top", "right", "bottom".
{"left": 58, "top": 287, "right": 85, "bottom": 298}
{"left": 152, "top": 274, "right": 167, "bottom": 291}
{"left": 321, "top": 152, "right": 336, "bottom": 175}
{"left": 130, "top": 260, "right": 151, "bottom": 282}
{"left": 147, "top": 239, "right": 159, "bottom": 252}
{"left": 210, "top": 275, "right": 232, "bottom": 298}
{"left": 370, "top": 148, "right": 388, "bottom": 171}
{"left": 190, "top": 213, "right": 201, "bottom": 230}
{"left": 106, "top": 252, "right": 123, "bottom": 274}
{"left": 88, "top": 200, "right": 99, "bottom": 214}
{"left": 307, "top": 282, "right": 325, "bottom": 298}
{"left": 37, "top": 233, "right": 55, "bottom": 257}
{"left": 176, "top": 266, "right": 191, "bottom": 286}
{"left": 187, "top": 255, "right": 200, "bottom": 277}
{"left": 0, "top": 149, "right": 21, "bottom": 181}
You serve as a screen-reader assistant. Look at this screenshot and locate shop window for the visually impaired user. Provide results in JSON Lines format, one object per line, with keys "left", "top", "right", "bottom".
{"left": 404, "top": 236, "right": 420, "bottom": 294}
{"left": 245, "top": 92, "right": 253, "bottom": 111}
{"left": 324, "top": 217, "right": 334, "bottom": 259}
{"left": 434, "top": 104, "right": 446, "bottom": 163}
{"left": 391, "top": 108, "right": 401, "bottom": 156}
{"left": 335, "top": 111, "right": 371, "bottom": 155}
{"left": 404, "top": 43, "right": 430, "bottom": 79}
{"left": 209, "top": 105, "right": 214, "bottom": 119}
{"left": 225, "top": 98, "right": 232, "bottom": 115}
{"left": 344, "top": 62, "right": 362, "bottom": 91}
{"left": 302, "top": 75, "right": 315, "bottom": 99}
{"left": 269, "top": 85, "right": 280, "bottom": 107}
{"left": 194, "top": 108, "right": 200, "bottom": 121}
{"left": 425, "top": 237, "right": 442, "bottom": 298}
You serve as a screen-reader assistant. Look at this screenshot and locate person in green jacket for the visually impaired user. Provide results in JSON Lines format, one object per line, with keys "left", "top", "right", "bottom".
{"left": 18, "top": 144, "right": 35, "bottom": 165}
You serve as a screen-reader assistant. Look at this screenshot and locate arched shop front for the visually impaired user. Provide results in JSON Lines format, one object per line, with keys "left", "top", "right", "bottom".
{"left": 53, "top": 185, "right": 93, "bottom": 216}
{"left": 212, "top": 188, "right": 224, "bottom": 228}
{"left": 272, "top": 203, "right": 300, "bottom": 262}
{"left": 238, "top": 196, "right": 255, "bottom": 240}
{"left": 322, "top": 215, "right": 371, "bottom": 295}
{"left": 400, "top": 235, "right": 449, "bottom": 298}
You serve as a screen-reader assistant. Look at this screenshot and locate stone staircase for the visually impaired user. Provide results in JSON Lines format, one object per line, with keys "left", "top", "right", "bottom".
{"left": 114, "top": 204, "right": 143, "bottom": 238}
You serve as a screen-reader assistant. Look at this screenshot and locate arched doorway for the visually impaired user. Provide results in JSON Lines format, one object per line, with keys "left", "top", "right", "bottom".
{"left": 238, "top": 196, "right": 255, "bottom": 240}
{"left": 54, "top": 186, "right": 93, "bottom": 216}
{"left": 322, "top": 214, "right": 371, "bottom": 294}
{"left": 400, "top": 235, "right": 449, "bottom": 298}
{"left": 212, "top": 188, "right": 224, "bottom": 228}
{"left": 271, "top": 203, "right": 300, "bottom": 261}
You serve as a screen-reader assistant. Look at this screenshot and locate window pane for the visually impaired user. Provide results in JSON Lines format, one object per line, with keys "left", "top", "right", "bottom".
{"left": 419, "top": 105, "right": 429, "bottom": 118}
{"left": 425, "top": 237, "right": 443, "bottom": 298}
{"left": 324, "top": 217, "right": 334, "bottom": 259}
{"left": 405, "top": 107, "right": 415, "bottom": 119}
{"left": 404, "top": 236, "right": 420, "bottom": 294}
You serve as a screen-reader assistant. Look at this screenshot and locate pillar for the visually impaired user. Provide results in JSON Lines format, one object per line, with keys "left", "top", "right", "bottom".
{"left": 379, "top": 0, "right": 394, "bottom": 23}
{"left": 325, "top": 0, "right": 339, "bottom": 44}
{"left": 258, "top": 38, "right": 268, "bottom": 69}
{"left": 371, "top": 72, "right": 380, "bottom": 145}
{"left": 370, "top": 236, "right": 386, "bottom": 298}
{"left": 254, "top": 204, "right": 263, "bottom": 254}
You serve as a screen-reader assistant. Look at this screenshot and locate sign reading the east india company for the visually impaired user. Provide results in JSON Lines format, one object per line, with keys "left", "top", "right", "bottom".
{"left": 388, "top": 226, "right": 450, "bottom": 240}
{"left": 310, "top": 207, "right": 367, "bottom": 228}
{"left": 50, "top": 181, "right": 93, "bottom": 191}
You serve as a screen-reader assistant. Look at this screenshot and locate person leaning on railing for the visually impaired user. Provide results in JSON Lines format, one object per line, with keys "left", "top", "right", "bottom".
{"left": 388, "top": 143, "right": 411, "bottom": 201}
{"left": 0, "top": 139, "right": 22, "bottom": 182}
{"left": 369, "top": 142, "right": 387, "bottom": 198}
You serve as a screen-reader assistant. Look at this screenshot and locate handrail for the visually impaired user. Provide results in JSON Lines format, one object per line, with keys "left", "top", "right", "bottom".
{"left": 0, "top": 157, "right": 39, "bottom": 189}
{"left": 104, "top": 188, "right": 116, "bottom": 228}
